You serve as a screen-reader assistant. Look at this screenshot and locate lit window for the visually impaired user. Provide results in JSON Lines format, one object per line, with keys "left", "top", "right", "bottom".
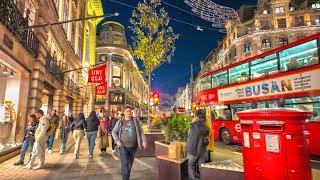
{"left": 275, "top": 6, "right": 285, "bottom": 13}
{"left": 315, "top": 15, "right": 320, "bottom": 26}
{"left": 244, "top": 43, "right": 252, "bottom": 53}
{"left": 290, "top": 7, "right": 295, "bottom": 11}
{"left": 312, "top": 3, "right": 320, "bottom": 9}
{"left": 261, "top": 39, "right": 271, "bottom": 49}
{"left": 263, "top": 10, "right": 268, "bottom": 14}
{"left": 277, "top": 18, "right": 287, "bottom": 28}
{"left": 63, "top": 1, "right": 69, "bottom": 32}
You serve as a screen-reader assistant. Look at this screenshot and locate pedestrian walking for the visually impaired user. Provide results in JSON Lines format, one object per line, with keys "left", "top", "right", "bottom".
{"left": 187, "top": 109, "right": 210, "bottom": 180}
{"left": 98, "top": 115, "right": 109, "bottom": 154}
{"left": 46, "top": 110, "right": 59, "bottom": 154}
{"left": 86, "top": 111, "right": 100, "bottom": 158}
{"left": 59, "top": 115, "right": 71, "bottom": 154}
{"left": 26, "top": 109, "right": 50, "bottom": 170}
{"left": 109, "top": 112, "right": 119, "bottom": 153}
{"left": 68, "top": 115, "right": 74, "bottom": 124}
{"left": 112, "top": 105, "right": 147, "bottom": 180}
{"left": 13, "top": 114, "right": 38, "bottom": 165}
{"left": 71, "top": 112, "right": 86, "bottom": 159}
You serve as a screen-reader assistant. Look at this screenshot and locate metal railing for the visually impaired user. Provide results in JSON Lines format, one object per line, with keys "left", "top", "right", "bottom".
{"left": 0, "top": 0, "right": 39, "bottom": 58}
{"left": 45, "top": 53, "right": 64, "bottom": 83}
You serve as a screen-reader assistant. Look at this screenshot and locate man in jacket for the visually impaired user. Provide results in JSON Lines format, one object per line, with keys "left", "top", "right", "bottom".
{"left": 46, "top": 110, "right": 59, "bottom": 154}
{"left": 187, "top": 109, "right": 210, "bottom": 180}
{"left": 26, "top": 109, "right": 50, "bottom": 170}
{"left": 112, "top": 105, "right": 147, "bottom": 180}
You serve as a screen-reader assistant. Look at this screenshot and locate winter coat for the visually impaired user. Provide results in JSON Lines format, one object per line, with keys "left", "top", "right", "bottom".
{"left": 71, "top": 114, "right": 87, "bottom": 132}
{"left": 85, "top": 113, "right": 100, "bottom": 132}
{"left": 24, "top": 121, "right": 39, "bottom": 141}
{"left": 35, "top": 115, "right": 50, "bottom": 142}
{"left": 187, "top": 117, "right": 210, "bottom": 156}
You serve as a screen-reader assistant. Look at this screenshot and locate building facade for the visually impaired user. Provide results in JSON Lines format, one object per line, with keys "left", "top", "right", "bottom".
{"left": 196, "top": 0, "right": 320, "bottom": 94}
{"left": 199, "top": 0, "right": 320, "bottom": 75}
{"left": 0, "top": 0, "right": 102, "bottom": 154}
{"left": 95, "top": 21, "right": 149, "bottom": 115}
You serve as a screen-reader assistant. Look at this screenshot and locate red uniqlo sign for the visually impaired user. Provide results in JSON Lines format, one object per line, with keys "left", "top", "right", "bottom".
{"left": 88, "top": 64, "right": 106, "bottom": 83}
{"left": 95, "top": 82, "right": 107, "bottom": 95}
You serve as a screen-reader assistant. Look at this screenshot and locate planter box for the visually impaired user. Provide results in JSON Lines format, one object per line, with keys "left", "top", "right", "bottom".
{"left": 136, "top": 132, "right": 164, "bottom": 157}
{"left": 157, "top": 155, "right": 189, "bottom": 180}
{"left": 200, "top": 161, "right": 244, "bottom": 180}
{"left": 154, "top": 140, "right": 169, "bottom": 157}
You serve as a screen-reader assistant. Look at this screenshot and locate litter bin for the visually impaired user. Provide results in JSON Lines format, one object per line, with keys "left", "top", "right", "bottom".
{"left": 237, "top": 108, "right": 312, "bottom": 180}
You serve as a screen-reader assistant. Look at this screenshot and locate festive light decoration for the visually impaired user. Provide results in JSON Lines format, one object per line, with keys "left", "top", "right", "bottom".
{"left": 184, "top": 0, "right": 239, "bottom": 29}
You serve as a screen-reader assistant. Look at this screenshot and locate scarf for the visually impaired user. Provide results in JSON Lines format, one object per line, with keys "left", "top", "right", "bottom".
{"left": 100, "top": 120, "right": 108, "bottom": 133}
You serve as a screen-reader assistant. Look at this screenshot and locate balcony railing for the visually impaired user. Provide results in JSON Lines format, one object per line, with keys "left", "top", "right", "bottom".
{"left": 67, "top": 78, "right": 80, "bottom": 95}
{"left": 46, "top": 53, "right": 64, "bottom": 83}
{"left": 0, "top": 0, "right": 39, "bottom": 58}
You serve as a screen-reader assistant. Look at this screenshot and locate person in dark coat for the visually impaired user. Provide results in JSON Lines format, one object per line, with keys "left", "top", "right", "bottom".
{"left": 13, "top": 114, "right": 38, "bottom": 165}
{"left": 71, "top": 113, "right": 87, "bottom": 159}
{"left": 187, "top": 109, "right": 210, "bottom": 180}
{"left": 86, "top": 111, "right": 100, "bottom": 158}
{"left": 109, "top": 112, "right": 119, "bottom": 153}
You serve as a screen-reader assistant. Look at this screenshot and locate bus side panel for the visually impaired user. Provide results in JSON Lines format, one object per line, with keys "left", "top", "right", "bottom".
{"left": 213, "top": 120, "right": 242, "bottom": 143}
{"left": 306, "top": 122, "right": 320, "bottom": 156}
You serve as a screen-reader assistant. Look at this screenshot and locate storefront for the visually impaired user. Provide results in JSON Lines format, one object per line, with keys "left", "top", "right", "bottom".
{"left": 0, "top": 53, "right": 30, "bottom": 153}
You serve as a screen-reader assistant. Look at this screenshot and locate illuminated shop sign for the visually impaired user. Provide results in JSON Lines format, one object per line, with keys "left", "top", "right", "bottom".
{"left": 218, "top": 68, "right": 320, "bottom": 101}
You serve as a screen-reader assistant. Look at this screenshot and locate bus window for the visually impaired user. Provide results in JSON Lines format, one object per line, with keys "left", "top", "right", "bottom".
{"left": 279, "top": 40, "right": 318, "bottom": 71}
{"left": 251, "top": 53, "right": 278, "bottom": 79}
{"left": 229, "top": 63, "right": 249, "bottom": 84}
{"left": 212, "top": 70, "right": 228, "bottom": 88}
{"left": 199, "top": 75, "right": 212, "bottom": 91}
{"left": 284, "top": 96, "right": 320, "bottom": 121}
{"left": 231, "top": 103, "right": 252, "bottom": 120}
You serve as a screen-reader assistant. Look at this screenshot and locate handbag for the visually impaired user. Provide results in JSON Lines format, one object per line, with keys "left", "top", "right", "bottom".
{"left": 55, "top": 128, "right": 61, "bottom": 139}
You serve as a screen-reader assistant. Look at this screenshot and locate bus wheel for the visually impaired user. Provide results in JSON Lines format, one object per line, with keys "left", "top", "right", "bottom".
{"left": 221, "top": 128, "right": 232, "bottom": 145}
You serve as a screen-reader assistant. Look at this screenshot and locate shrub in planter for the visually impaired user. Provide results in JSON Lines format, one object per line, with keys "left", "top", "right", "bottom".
{"left": 164, "top": 114, "right": 192, "bottom": 144}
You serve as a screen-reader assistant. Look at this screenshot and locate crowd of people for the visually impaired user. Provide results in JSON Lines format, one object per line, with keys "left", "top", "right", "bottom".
{"left": 12, "top": 105, "right": 210, "bottom": 180}
{"left": 12, "top": 105, "right": 147, "bottom": 180}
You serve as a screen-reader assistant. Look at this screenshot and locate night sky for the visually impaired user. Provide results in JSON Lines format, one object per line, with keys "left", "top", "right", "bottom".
{"left": 100, "top": 0, "right": 258, "bottom": 95}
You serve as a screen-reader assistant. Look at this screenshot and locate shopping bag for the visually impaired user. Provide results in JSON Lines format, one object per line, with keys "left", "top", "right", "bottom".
{"left": 168, "top": 141, "right": 182, "bottom": 159}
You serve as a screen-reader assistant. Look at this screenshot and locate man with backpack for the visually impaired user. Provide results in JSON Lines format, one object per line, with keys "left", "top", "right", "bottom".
{"left": 26, "top": 109, "right": 50, "bottom": 170}
{"left": 112, "top": 105, "right": 147, "bottom": 180}
{"left": 46, "top": 110, "right": 59, "bottom": 154}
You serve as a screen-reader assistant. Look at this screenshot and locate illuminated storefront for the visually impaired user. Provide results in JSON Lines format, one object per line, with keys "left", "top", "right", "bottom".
{"left": 0, "top": 54, "right": 30, "bottom": 153}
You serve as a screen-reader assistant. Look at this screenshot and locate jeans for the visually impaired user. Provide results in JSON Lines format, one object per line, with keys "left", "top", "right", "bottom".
{"left": 19, "top": 139, "right": 34, "bottom": 162}
{"left": 46, "top": 132, "right": 55, "bottom": 150}
{"left": 60, "top": 133, "right": 69, "bottom": 153}
{"left": 188, "top": 153, "right": 207, "bottom": 180}
{"left": 87, "top": 131, "right": 97, "bottom": 155}
{"left": 119, "top": 146, "right": 137, "bottom": 180}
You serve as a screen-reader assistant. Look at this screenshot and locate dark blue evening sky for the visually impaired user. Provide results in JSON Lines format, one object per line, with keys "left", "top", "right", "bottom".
{"left": 100, "top": 0, "right": 258, "bottom": 95}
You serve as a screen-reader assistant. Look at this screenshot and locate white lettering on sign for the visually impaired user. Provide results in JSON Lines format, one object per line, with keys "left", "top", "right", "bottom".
{"left": 218, "top": 68, "right": 320, "bottom": 102}
{"left": 252, "top": 132, "right": 261, "bottom": 139}
{"left": 265, "top": 134, "right": 280, "bottom": 153}
{"left": 243, "top": 132, "right": 250, "bottom": 148}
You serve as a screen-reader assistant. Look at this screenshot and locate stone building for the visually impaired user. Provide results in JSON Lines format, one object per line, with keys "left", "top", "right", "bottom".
{"left": 95, "top": 21, "right": 149, "bottom": 115}
{"left": 0, "top": 0, "right": 103, "bottom": 154}
{"left": 199, "top": 0, "right": 320, "bottom": 75}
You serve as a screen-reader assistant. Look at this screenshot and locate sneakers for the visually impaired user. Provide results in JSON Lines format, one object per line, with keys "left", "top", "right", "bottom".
{"left": 89, "top": 155, "right": 93, "bottom": 158}
{"left": 48, "top": 149, "right": 53, "bottom": 154}
{"left": 74, "top": 154, "right": 79, "bottom": 159}
{"left": 25, "top": 163, "right": 32, "bottom": 170}
{"left": 13, "top": 160, "right": 24, "bottom": 166}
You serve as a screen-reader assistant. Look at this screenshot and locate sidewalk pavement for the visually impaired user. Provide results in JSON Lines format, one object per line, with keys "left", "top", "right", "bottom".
{"left": 0, "top": 135, "right": 157, "bottom": 180}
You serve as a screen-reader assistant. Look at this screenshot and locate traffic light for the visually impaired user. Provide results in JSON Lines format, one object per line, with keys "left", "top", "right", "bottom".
{"left": 152, "top": 92, "right": 160, "bottom": 106}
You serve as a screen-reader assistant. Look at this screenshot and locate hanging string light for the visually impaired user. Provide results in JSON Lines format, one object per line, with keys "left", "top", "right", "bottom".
{"left": 184, "top": 0, "right": 240, "bottom": 29}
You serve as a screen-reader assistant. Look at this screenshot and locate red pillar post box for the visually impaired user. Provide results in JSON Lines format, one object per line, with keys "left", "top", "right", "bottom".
{"left": 237, "top": 108, "right": 312, "bottom": 180}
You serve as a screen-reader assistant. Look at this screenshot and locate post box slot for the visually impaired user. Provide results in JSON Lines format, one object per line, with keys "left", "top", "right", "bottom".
{"left": 259, "top": 125, "right": 283, "bottom": 131}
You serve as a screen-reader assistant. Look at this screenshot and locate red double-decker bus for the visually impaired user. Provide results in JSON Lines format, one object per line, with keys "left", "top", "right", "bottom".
{"left": 196, "top": 32, "right": 320, "bottom": 156}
